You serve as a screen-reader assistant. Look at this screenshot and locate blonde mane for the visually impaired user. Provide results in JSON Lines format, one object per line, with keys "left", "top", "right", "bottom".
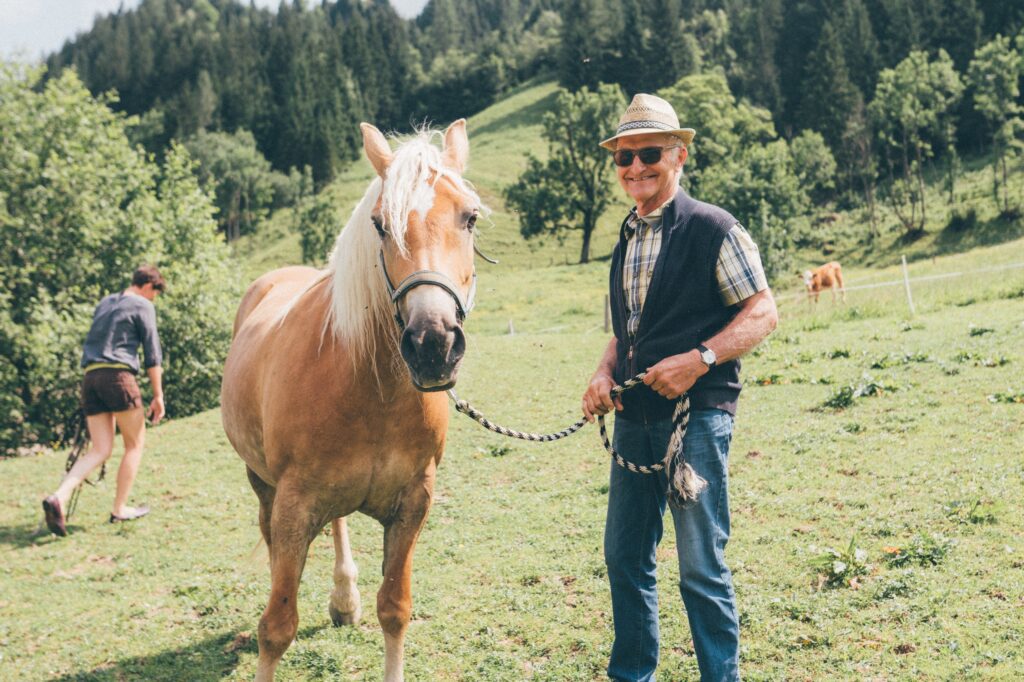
{"left": 324, "top": 129, "right": 482, "bottom": 375}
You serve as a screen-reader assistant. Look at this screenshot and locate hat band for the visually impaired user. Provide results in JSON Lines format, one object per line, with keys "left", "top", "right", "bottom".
{"left": 616, "top": 119, "right": 675, "bottom": 134}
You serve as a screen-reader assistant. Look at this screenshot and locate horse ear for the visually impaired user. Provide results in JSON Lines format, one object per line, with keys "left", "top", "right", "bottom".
{"left": 442, "top": 119, "right": 469, "bottom": 174}
{"left": 360, "top": 123, "right": 393, "bottom": 178}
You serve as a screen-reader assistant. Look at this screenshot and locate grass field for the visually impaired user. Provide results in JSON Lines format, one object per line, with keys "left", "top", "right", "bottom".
{"left": 3, "top": 80, "right": 1024, "bottom": 681}
{"left": 3, "top": 238, "right": 1023, "bottom": 680}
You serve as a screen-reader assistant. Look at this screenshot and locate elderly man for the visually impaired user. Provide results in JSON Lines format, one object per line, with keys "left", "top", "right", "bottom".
{"left": 582, "top": 94, "right": 778, "bottom": 681}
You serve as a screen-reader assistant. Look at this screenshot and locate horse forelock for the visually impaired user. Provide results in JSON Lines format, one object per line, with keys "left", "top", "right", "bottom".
{"left": 325, "top": 129, "right": 483, "bottom": 376}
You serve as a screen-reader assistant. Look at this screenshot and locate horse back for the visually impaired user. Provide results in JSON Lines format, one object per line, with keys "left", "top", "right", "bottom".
{"left": 232, "top": 266, "right": 324, "bottom": 337}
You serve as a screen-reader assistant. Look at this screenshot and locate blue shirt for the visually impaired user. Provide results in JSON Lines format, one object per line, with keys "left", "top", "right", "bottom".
{"left": 80, "top": 292, "right": 162, "bottom": 373}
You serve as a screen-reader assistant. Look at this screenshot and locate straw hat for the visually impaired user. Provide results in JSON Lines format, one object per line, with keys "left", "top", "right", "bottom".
{"left": 600, "top": 93, "right": 696, "bottom": 150}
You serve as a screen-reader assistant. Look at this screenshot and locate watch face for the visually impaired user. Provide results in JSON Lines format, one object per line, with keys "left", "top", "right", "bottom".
{"left": 701, "top": 348, "right": 716, "bottom": 365}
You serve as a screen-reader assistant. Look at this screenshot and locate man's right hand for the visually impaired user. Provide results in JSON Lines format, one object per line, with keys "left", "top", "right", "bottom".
{"left": 582, "top": 372, "right": 623, "bottom": 423}
{"left": 147, "top": 396, "right": 165, "bottom": 425}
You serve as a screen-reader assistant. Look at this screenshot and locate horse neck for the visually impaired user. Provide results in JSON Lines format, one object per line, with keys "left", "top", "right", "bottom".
{"left": 349, "top": 315, "right": 420, "bottom": 402}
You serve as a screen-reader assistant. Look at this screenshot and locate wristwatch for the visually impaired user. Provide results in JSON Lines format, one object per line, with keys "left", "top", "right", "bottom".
{"left": 696, "top": 343, "right": 717, "bottom": 368}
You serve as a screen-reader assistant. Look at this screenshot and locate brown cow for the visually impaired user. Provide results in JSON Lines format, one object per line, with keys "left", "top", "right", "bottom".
{"left": 801, "top": 261, "right": 846, "bottom": 304}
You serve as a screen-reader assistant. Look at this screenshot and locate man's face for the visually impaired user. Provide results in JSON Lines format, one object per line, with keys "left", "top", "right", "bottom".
{"left": 140, "top": 283, "right": 162, "bottom": 301}
{"left": 614, "top": 133, "right": 687, "bottom": 209}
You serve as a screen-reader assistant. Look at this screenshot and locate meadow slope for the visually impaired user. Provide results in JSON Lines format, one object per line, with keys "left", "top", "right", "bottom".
{"left": 3, "top": 81, "right": 1024, "bottom": 681}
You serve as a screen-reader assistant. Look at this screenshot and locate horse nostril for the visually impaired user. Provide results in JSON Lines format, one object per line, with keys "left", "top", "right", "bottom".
{"left": 449, "top": 325, "right": 466, "bottom": 363}
{"left": 400, "top": 327, "right": 420, "bottom": 368}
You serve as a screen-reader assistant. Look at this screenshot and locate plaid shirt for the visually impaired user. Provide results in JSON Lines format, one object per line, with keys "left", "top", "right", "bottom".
{"left": 622, "top": 199, "right": 768, "bottom": 338}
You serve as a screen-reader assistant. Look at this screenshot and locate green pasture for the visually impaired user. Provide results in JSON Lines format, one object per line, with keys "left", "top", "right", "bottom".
{"left": 2, "top": 237, "right": 1023, "bottom": 680}
{"left": 5, "top": 78, "right": 1024, "bottom": 681}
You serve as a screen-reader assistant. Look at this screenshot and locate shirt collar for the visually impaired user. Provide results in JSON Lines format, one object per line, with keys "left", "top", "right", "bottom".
{"left": 625, "top": 195, "right": 676, "bottom": 239}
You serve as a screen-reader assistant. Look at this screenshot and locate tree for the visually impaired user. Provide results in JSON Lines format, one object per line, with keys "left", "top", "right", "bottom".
{"left": 557, "top": 0, "right": 602, "bottom": 92}
{"left": 295, "top": 188, "right": 342, "bottom": 266}
{"left": 789, "top": 130, "right": 837, "bottom": 202}
{"left": 967, "top": 35, "right": 1023, "bottom": 213}
{"left": 505, "top": 85, "right": 625, "bottom": 264}
{"left": 606, "top": 0, "right": 649, "bottom": 95}
{"left": 869, "top": 50, "right": 964, "bottom": 237}
{"left": 797, "top": 19, "right": 861, "bottom": 153}
{"left": 659, "top": 71, "right": 808, "bottom": 282}
{"left": 0, "top": 63, "right": 239, "bottom": 453}
{"left": 183, "top": 129, "right": 290, "bottom": 242}
{"left": 840, "top": 97, "right": 880, "bottom": 239}
{"left": 642, "top": 0, "right": 697, "bottom": 91}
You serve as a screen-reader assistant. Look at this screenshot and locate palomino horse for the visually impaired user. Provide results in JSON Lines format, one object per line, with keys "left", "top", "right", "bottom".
{"left": 221, "top": 120, "right": 483, "bottom": 681}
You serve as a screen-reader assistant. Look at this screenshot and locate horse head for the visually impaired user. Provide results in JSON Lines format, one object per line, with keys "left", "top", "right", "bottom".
{"left": 361, "top": 120, "right": 480, "bottom": 392}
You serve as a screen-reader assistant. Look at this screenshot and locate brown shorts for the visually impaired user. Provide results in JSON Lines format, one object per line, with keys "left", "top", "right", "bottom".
{"left": 81, "top": 368, "right": 143, "bottom": 416}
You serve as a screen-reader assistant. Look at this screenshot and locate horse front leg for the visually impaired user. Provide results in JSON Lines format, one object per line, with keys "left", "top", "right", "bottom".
{"left": 255, "top": 484, "right": 321, "bottom": 682}
{"left": 378, "top": 463, "right": 436, "bottom": 682}
{"left": 329, "top": 516, "right": 362, "bottom": 626}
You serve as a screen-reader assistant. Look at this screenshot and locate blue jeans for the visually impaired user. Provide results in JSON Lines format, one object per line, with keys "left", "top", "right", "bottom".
{"left": 604, "top": 410, "right": 739, "bottom": 682}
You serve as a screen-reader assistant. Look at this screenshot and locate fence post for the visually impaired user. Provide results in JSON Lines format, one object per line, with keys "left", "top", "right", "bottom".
{"left": 507, "top": 319, "right": 515, "bottom": 335}
{"left": 901, "top": 255, "right": 916, "bottom": 317}
{"left": 604, "top": 294, "right": 610, "bottom": 333}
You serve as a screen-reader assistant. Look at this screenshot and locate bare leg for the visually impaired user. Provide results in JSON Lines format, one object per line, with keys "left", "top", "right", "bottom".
{"left": 329, "top": 516, "right": 362, "bottom": 625}
{"left": 379, "top": 464, "right": 436, "bottom": 682}
{"left": 52, "top": 413, "right": 116, "bottom": 506}
{"left": 255, "top": 484, "right": 320, "bottom": 682}
{"left": 111, "top": 407, "right": 146, "bottom": 517}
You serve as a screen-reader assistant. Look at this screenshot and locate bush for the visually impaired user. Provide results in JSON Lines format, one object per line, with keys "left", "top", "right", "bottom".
{"left": 0, "top": 64, "right": 240, "bottom": 453}
{"left": 295, "top": 190, "right": 343, "bottom": 266}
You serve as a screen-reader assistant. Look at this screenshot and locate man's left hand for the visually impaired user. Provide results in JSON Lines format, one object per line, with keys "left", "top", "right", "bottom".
{"left": 643, "top": 350, "right": 708, "bottom": 399}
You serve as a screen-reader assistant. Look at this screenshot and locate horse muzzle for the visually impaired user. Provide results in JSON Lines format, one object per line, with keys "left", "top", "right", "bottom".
{"left": 400, "top": 316, "right": 466, "bottom": 391}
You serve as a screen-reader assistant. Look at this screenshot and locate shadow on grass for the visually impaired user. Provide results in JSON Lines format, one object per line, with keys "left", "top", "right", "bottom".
{"left": 473, "top": 89, "right": 558, "bottom": 138}
{"left": 0, "top": 521, "right": 81, "bottom": 549}
{"left": 49, "top": 624, "right": 332, "bottom": 681}
{"left": 931, "top": 210, "right": 1024, "bottom": 256}
{"left": 844, "top": 210, "right": 1024, "bottom": 268}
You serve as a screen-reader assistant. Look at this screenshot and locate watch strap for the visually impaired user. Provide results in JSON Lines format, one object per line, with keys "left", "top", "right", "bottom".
{"left": 696, "top": 343, "right": 716, "bottom": 368}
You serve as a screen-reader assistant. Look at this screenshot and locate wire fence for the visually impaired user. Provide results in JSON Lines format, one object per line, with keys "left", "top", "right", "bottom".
{"left": 775, "top": 259, "right": 1024, "bottom": 306}
{"left": 528, "top": 258, "right": 1024, "bottom": 335}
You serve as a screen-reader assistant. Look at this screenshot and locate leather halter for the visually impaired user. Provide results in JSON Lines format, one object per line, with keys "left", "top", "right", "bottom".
{"left": 378, "top": 249, "right": 477, "bottom": 329}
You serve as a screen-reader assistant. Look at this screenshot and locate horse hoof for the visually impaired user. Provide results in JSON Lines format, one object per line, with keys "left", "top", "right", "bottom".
{"left": 329, "top": 603, "right": 361, "bottom": 626}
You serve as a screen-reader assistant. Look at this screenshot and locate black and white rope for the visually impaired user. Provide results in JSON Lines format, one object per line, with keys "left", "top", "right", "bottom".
{"left": 447, "top": 372, "right": 707, "bottom": 505}
{"left": 62, "top": 409, "right": 103, "bottom": 520}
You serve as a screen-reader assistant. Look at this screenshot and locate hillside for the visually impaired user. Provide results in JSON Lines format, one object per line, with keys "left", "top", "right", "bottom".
{"left": 237, "top": 78, "right": 1024, "bottom": 333}
{"left": 4, "top": 235, "right": 1023, "bottom": 680}
{"left": 5, "top": 75, "right": 1023, "bottom": 682}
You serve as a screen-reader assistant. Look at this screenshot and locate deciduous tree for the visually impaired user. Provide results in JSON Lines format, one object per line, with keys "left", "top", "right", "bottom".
{"left": 968, "top": 35, "right": 1023, "bottom": 213}
{"left": 505, "top": 85, "right": 624, "bottom": 263}
{"left": 869, "top": 50, "right": 964, "bottom": 236}
{"left": 0, "top": 64, "right": 239, "bottom": 453}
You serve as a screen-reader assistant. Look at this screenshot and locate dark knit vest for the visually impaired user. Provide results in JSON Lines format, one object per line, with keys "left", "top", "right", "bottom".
{"left": 609, "top": 188, "right": 742, "bottom": 422}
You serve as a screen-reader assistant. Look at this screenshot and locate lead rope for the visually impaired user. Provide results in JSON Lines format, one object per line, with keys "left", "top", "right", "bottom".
{"left": 62, "top": 409, "right": 105, "bottom": 520}
{"left": 447, "top": 372, "right": 707, "bottom": 506}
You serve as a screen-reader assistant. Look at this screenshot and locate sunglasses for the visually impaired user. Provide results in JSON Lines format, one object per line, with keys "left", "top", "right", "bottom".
{"left": 612, "top": 145, "right": 680, "bottom": 167}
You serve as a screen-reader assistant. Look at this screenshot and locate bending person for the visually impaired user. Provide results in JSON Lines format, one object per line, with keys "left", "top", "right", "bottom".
{"left": 43, "top": 265, "right": 166, "bottom": 536}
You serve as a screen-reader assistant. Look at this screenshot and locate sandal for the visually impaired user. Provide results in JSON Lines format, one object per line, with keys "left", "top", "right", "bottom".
{"left": 42, "top": 495, "right": 68, "bottom": 537}
{"left": 109, "top": 505, "right": 150, "bottom": 524}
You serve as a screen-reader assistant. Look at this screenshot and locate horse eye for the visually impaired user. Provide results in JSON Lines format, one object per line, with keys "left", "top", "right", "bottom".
{"left": 466, "top": 213, "right": 478, "bottom": 231}
{"left": 372, "top": 216, "right": 386, "bottom": 237}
